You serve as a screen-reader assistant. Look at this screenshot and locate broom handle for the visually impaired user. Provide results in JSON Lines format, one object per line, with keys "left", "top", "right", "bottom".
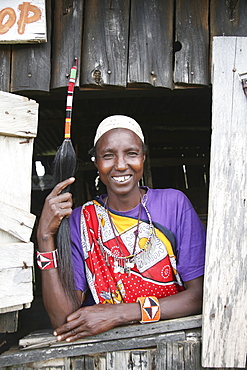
{"left": 64, "top": 58, "right": 78, "bottom": 139}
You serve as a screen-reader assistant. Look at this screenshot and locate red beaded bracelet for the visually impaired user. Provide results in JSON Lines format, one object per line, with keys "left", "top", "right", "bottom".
{"left": 136, "top": 296, "right": 160, "bottom": 324}
{"left": 36, "top": 250, "right": 58, "bottom": 270}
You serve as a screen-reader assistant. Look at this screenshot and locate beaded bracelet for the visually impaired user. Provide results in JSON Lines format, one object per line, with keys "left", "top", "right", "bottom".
{"left": 136, "top": 296, "right": 160, "bottom": 324}
{"left": 36, "top": 249, "right": 58, "bottom": 270}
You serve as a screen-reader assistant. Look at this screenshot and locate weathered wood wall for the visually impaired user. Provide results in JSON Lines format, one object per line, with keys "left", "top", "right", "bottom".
{"left": 51, "top": 0, "right": 83, "bottom": 89}
{"left": 0, "top": 0, "right": 247, "bottom": 93}
{"left": 128, "top": 0, "right": 174, "bottom": 88}
{"left": 0, "top": 92, "right": 38, "bottom": 329}
{"left": 10, "top": 0, "right": 52, "bottom": 92}
{"left": 0, "top": 315, "right": 244, "bottom": 369}
{"left": 202, "top": 36, "right": 247, "bottom": 368}
{"left": 81, "top": 0, "right": 129, "bottom": 87}
{"left": 0, "top": 316, "right": 205, "bottom": 369}
{"left": 174, "top": 0, "right": 209, "bottom": 85}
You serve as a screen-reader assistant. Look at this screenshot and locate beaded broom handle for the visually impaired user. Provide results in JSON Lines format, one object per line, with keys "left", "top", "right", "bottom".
{"left": 64, "top": 57, "right": 78, "bottom": 139}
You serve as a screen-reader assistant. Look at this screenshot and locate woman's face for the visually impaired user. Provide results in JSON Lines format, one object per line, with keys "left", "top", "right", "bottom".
{"left": 95, "top": 128, "right": 145, "bottom": 198}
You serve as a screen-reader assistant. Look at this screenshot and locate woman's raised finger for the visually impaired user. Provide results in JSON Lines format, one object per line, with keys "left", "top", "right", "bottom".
{"left": 50, "top": 177, "right": 75, "bottom": 197}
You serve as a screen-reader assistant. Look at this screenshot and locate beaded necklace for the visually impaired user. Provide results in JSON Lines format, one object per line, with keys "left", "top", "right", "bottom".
{"left": 97, "top": 191, "right": 155, "bottom": 274}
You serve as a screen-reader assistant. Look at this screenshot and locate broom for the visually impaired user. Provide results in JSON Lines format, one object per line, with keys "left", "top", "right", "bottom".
{"left": 53, "top": 58, "right": 78, "bottom": 308}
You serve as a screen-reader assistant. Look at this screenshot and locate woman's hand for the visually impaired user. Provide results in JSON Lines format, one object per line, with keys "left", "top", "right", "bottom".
{"left": 53, "top": 302, "right": 139, "bottom": 342}
{"left": 37, "top": 177, "right": 75, "bottom": 245}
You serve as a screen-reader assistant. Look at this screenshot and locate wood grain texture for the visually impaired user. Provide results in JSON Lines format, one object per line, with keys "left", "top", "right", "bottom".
{"left": 0, "top": 136, "right": 35, "bottom": 211}
{"left": 1, "top": 316, "right": 202, "bottom": 367}
{"left": 0, "top": 311, "right": 18, "bottom": 333}
{"left": 211, "top": 0, "right": 247, "bottom": 37}
{"left": 0, "top": 92, "right": 37, "bottom": 316}
{"left": 51, "top": 0, "right": 83, "bottom": 89}
{"left": 81, "top": 0, "right": 130, "bottom": 87}
{"left": 19, "top": 315, "right": 201, "bottom": 349}
{"left": 202, "top": 36, "right": 247, "bottom": 368}
{"left": 0, "top": 332, "right": 185, "bottom": 366}
{"left": 128, "top": 0, "right": 174, "bottom": 88}
{"left": 174, "top": 0, "right": 209, "bottom": 85}
{"left": 0, "top": 242, "right": 34, "bottom": 269}
{"left": 0, "top": 267, "right": 33, "bottom": 311}
{"left": 0, "top": 46, "right": 11, "bottom": 92}
{"left": 10, "top": 0, "right": 51, "bottom": 92}
{"left": 0, "top": 91, "right": 38, "bottom": 138}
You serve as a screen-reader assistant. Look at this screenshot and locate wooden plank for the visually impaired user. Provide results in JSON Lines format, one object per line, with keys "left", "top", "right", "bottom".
{"left": 10, "top": 0, "right": 51, "bottom": 92}
{"left": 106, "top": 351, "right": 130, "bottom": 370}
{"left": 0, "top": 303, "right": 31, "bottom": 314}
{"left": 131, "top": 350, "right": 154, "bottom": 370}
{"left": 156, "top": 342, "right": 167, "bottom": 370}
{"left": 202, "top": 37, "right": 247, "bottom": 368}
{"left": 0, "top": 0, "right": 46, "bottom": 44}
{"left": 51, "top": 0, "right": 83, "bottom": 89}
{"left": 128, "top": 0, "right": 173, "bottom": 88}
{"left": 157, "top": 341, "right": 202, "bottom": 370}
{"left": 209, "top": 0, "right": 247, "bottom": 84}
{"left": 0, "top": 311, "right": 18, "bottom": 333}
{"left": 0, "top": 202, "right": 35, "bottom": 243}
{"left": 0, "top": 91, "right": 38, "bottom": 138}
{"left": 190, "top": 342, "right": 202, "bottom": 370}
{"left": 0, "top": 331, "right": 186, "bottom": 367}
{"left": 166, "top": 342, "right": 173, "bottom": 369}
{"left": 71, "top": 356, "right": 96, "bottom": 370}
{"left": 211, "top": 0, "right": 247, "bottom": 37}
{"left": 0, "top": 93, "right": 37, "bottom": 321}
{"left": 0, "top": 267, "right": 33, "bottom": 310}
{"left": 19, "top": 315, "right": 201, "bottom": 349}
{"left": 80, "top": 0, "right": 130, "bottom": 88}
{"left": 0, "top": 242, "right": 33, "bottom": 269}
{"left": 22, "top": 357, "right": 70, "bottom": 369}
{"left": 0, "top": 46, "right": 11, "bottom": 92}
{"left": 0, "top": 135, "right": 35, "bottom": 212}
{"left": 174, "top": 0, "right": 209, "bottom": 85}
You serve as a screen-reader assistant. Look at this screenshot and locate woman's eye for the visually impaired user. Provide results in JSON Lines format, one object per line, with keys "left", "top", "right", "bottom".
{"left": 103, "top": 153, "right": 113, "bottom": 159}
{"left": 128, "top": 152, "right": 138, "bottom": 156}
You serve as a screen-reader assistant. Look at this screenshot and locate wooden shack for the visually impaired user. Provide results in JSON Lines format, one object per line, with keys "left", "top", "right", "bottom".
{"left": 0, "top": 0, "right": 246, "bottom": 368}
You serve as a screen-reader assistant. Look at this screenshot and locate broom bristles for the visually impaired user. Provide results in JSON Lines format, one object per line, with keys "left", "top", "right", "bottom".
{"left": 53, "top": 139, "right": 78, "bottom": 309}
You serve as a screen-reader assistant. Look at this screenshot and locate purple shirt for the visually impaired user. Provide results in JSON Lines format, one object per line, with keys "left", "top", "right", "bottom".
{"left": 70, "top": 188, "right": 206, "bottom": 296}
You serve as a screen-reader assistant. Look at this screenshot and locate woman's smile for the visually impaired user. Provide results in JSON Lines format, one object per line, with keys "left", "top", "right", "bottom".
{"left": 112, "top": 175, "right": 132, "bottom": 183}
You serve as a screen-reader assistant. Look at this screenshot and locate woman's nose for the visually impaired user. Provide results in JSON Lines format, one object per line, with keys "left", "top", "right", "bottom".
{"left": 115, "top": 155, "right": 127, "bottom": 170}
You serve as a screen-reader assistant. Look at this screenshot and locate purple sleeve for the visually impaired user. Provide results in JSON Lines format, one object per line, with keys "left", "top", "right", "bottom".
{"left": 175, "top": 194, "right": 206, "bottom": 282}
{"left": 147, "top": 189, "right": 206, "bottom": 282}
{"left": 69, "top": 206, "right": 88, "bottom": 292}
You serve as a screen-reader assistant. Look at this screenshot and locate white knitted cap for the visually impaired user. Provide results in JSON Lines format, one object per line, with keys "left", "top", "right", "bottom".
{"left": 94, "top": 115, "right": 144, "bottom": 146}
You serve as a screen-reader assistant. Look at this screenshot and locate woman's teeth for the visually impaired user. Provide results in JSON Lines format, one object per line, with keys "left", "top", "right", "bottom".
{"left": 113, "top": 175, "right": 131, "bottom": 182}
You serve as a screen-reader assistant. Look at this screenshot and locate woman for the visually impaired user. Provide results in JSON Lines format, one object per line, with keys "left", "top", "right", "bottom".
{"left": 37, "top": 115, "right": 206, "bottom": 343}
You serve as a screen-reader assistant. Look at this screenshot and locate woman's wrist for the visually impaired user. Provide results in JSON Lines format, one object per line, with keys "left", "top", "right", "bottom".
{"left": 37, "top": 233, "right": 56, "bottom": 252}
{"left": 117, "top": 303, "right": 141, "bottom": 325}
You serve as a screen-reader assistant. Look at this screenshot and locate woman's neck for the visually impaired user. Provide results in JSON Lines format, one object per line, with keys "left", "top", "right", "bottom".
{"left": 106, "top": 188, "right": 145, "bottom": 212}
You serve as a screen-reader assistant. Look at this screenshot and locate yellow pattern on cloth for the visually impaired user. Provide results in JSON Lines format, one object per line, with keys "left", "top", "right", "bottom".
{"left": 109, "top": 209, "right": 176, "bottom": 270}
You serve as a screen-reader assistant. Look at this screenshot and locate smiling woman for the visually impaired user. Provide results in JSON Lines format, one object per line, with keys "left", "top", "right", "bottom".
{"left": 95, "top": 128, "right": 145, "bottom": 209}
{"left": 36, "top": 115, "right": 206, "bottom": 343}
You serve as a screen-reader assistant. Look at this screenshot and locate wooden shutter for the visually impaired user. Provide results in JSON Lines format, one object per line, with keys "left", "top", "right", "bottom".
{"left": 0, "top": 92, "right": 38, "bottom": 324}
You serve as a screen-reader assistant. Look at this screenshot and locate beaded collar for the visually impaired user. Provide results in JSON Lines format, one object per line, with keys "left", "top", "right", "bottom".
{"left": 97, "top": 191, "right": 155, "bottom": 274}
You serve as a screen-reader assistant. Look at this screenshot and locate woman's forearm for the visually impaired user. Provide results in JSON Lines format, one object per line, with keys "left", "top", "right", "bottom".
{"left": 36, "top": 178, "right": 77, "bottom": 327}
{"left": 120, "top": 276, "right": 203, "bottom": 325}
